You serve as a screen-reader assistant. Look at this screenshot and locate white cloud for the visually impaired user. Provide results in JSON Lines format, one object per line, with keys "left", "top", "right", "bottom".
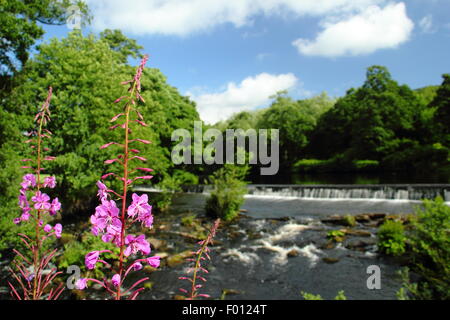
{"left": 187, "top": 73, "right": 298, "bottom": 124}
{"left": 419, "top": 14, "right": 435, "bottom": 33}
{"left": 292, "top": 2, "right": 414, "bottom": 57}
{"left": 84, "top": 0, "right": 384, "bottom": 36}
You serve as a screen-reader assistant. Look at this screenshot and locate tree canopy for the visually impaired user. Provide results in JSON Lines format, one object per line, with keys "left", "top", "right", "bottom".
{"left": 310, "top": 66, "right": 423, "bottom": 161}
{"left": 0, "top": 0, "right": 89, "bottom": 81}
{"left": 3, "top": 30, "right": 199, "bottom": 215}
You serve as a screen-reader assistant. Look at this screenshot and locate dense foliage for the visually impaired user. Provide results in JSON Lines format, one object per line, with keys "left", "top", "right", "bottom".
{"left": 205, "top": 165, "right": 248, "bottom": 221}
{"left": 405, "top": 197, "right": 450, "bottom": 299}
{"left": 377, "top": 219, "right": 407, "bottom": 256}
{"left": 376, "top": 197, "right": 450, "bottom": 299}
{"left": 0, "top": 0, "right": 89, "bottom": 82}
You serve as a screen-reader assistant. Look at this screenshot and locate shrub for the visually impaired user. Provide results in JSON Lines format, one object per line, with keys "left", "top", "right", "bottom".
{"left": 377, "top": 219, "right": 406, "bottom": 256}
{"left": 327, "top": 230, "right": 345, "bottom": 242}
{"left": 181, "top": 214, "right": 197, "bottom": 227}
{"left": 404, "top": 197, "right": 450, "bottom": 299}
{"left": 205, "top": 165, "right": 248, "bottom": 221}
{"left": 396, "top": 268, "right": 434, "bottom": 300}
{"left": 343, "top": 215, "right": 356, "bottom": 227}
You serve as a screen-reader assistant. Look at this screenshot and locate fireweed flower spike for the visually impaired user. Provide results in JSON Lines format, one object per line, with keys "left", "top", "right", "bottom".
{"left": 79, "top": 55, "right": 159, "bottom": 300}
{"left": 8, "top": 87, "right": 64, "bottom": 300}
{"left": 179, "top": 219, "right": 221, "bottom": 300}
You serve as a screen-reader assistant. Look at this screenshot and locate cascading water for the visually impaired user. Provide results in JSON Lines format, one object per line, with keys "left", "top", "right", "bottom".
{"left": 172, "top": 184, "right": 450, "bottom": 201}
{"left": 134, "top": 184, "right": 450, "bottom": 218}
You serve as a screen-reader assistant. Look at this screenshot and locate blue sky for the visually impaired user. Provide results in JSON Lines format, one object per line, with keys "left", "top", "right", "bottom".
{"left": 42, "top": 0, "right": 450, "bottom": 124}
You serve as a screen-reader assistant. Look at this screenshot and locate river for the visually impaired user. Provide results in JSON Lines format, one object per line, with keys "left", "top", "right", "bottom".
{"left": 138, "top": 191, "right": 427, "bottom": 300}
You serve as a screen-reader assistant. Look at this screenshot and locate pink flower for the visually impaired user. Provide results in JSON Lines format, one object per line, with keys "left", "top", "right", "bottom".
{"left": 85, "top": 251, "right": 100, "bottom": 270}
{"left": 21, "top": 208, "right": 31, "bottom": 221}
{"left": 13, "top": 218, "right": 21, "bottom": 225}
{"left": 112, "top": 274, "right": 121, "bottom": 287}
{"left": 43, "top": 176, "right": 56, "bottom": 188}
{"left": 44, "top": 224, "right": 52, "bottom": 233}
{"left": 75, "top": 278, "right": 87, "bottom": 290}
{"left": 127, "top": 193, "right": 153, "bottom": 228}
{"left": 91, "top": 200, "right": 120, "bottom": 230}
{"left": 146, "top": 256, "right": 160, "bottom": 268}
{"left": 21, "top": 174, "right": 36, "bottom": 190}
{"left": 31, "top": 191, "right": 51, "bottom": 210}
{"left": 102, "top": 220, "right": 122, "bottom": 245}
{"left": 127, "top": 193, "right": 147, "bottom": 217}
{"left": 96, "top": 181, "right": 109, "bottom": 201}
{"left": 90, "top": 200, "right": 122, "bottom": 244}
{"left": 54, "top": 223, "right": 62, "bottom": 238}
{"left": 18, "top": 194, "right": 28, "bottom": 209}
{"left": 132, "top": 262, "right": 143, "bottom": 271}
{"left": 49, "top": 197, "right": 61, "bottom": 215}
{"left": 124, "top": 234, "right": 150, "bottom": 257}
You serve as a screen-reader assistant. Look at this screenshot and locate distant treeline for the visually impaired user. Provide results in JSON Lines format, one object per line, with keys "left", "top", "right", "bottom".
{"left": 211, "top": 66, "right": 450, "bottom": 181}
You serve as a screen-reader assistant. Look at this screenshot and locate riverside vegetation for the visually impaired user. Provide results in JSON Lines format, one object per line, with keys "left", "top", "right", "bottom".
{"left": 377, "top": 197, "right": 450, "bottom": 300}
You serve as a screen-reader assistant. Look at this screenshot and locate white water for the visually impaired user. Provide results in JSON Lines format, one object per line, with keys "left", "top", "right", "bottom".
{"left": 221, "top": 221, "right": 323, "bottom": 268}
{"left": 136, "top": 184, "right": 450, "bottom": 202}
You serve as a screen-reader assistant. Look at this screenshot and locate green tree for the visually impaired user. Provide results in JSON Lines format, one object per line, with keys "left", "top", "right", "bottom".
{"left": 298, "top": 91, "right": 335, "bottom": 121}
{"left": 257, "top": 92, "right": 316, "bottom": 166}
{"left": 215, "top": 110, "right": 262, "bottom": 131}
{"left": 414, "top": 85, "right": 439, "bottom": 106}
{"left": 0, "top": 0, "right": 89, "bottom": 81}
{"left": 310, "top": 66, "right": 423, "bottom": 165}
{"left": 431, "top": 74, "right": 450, "bottom": 147}
{"left": 4, "top": 31, "right": 199, "bottom": 216}
{"left": 99, "top": 29, "right": 143, "bottom": 63}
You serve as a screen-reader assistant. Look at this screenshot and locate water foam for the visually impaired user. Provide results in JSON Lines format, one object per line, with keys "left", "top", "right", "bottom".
{"left": 297, "top": 243, "right": 323, "bottom": 268}
{"left": 267, "top": 223, "right": 311, "bottom": 243}
{"left": 221, "top": 248, "right": 261, "bottom": 266}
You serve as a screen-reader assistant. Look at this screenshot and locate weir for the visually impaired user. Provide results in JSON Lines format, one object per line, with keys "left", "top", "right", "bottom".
{"left": 135, "top": 184, "right": 450, "bottom": 201}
